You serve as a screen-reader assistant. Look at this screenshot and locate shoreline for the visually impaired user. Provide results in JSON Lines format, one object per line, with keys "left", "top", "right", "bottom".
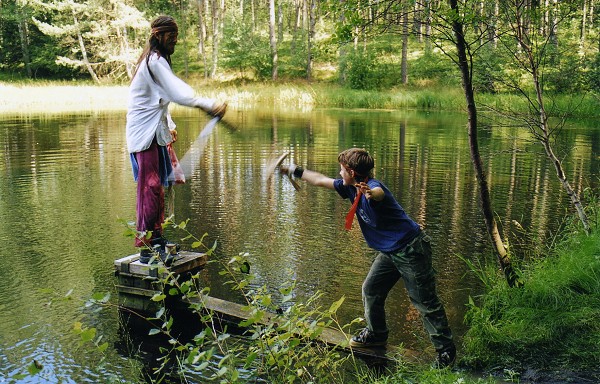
{"left": 0, "top": 84, "right": 129, "bottom": 114}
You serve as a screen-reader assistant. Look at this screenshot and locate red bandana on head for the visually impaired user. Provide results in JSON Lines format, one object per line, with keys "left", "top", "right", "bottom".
{"left": 151, "top": 25, "right": 178, "bottom": 35}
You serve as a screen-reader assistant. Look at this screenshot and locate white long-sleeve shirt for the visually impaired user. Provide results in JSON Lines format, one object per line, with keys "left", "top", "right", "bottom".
{"left": 126, "top": 52, "right": 215, "bottom": 153}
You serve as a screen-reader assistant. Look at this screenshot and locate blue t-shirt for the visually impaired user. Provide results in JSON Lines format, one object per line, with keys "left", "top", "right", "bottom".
{"left": 334, "top": 178, "right": 420, "bottom": 253}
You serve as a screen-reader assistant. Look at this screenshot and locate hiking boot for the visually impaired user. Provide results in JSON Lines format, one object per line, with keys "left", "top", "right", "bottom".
{"left": 139, "top": 247, "right": 153, "bottom": 264}
{"left": 139, "top": 244, "right": 175, "bottom": 267}
{"left": 433, "top": 344, "right": 456, "bottom": 368}
{"left": 152, "top": 237, "right": 180, "bottom": 254}
{"left": 349, "top": 328, "right": 388, "bottom": 348}
{"left": 165, "top": 242, "right": 181, "bottom": 255}
{"left": 160, "top": 252, "right": 175, "bottom": 267}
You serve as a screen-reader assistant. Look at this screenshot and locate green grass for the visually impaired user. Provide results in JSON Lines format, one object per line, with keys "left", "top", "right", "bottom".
{"left": 462, "top": 208, "right": 600, "bottom": 372}
{"left": 354, "top": 363, "right": 499, "bottom": 384}
{"left": 1, "top": 77, "right": 598, "bottom": 117}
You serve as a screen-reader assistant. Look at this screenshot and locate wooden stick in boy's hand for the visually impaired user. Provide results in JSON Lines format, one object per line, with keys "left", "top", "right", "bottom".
{"left": 266, "top": 153, "right": 301, "bottom": 191}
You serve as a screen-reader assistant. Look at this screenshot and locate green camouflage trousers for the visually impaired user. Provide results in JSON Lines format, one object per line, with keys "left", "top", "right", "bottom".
{"left": 361, "top": 231, "right": 454, "bottom": 351}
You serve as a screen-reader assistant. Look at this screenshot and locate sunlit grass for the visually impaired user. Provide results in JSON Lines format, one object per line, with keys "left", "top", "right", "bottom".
{"left": 1, "top": 80, "right": 598, "bottom": 117}
{"left": 0, "top": 83, "right": 129, "bottom": 114}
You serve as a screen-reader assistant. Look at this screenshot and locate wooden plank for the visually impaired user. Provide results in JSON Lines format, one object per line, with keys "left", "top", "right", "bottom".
{"left": 114, "top": 284, "right": 163, "bottom": 312}
{"left": 114, "top": 251, "right": 207, "bottom": 277}
{"left": 115, "top": 284, "right": 160, "bottom": 297}
{"left": 113, "top": 253, "right": 416, "bottom": 362}
{"left": 186, "top": 295, "right": 414, "bottom": 362}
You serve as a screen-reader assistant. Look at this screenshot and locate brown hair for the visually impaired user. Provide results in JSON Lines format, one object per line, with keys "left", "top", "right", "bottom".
{"left": 338, "top": 148, "right": 374, "bottom": 178}
{"left": 132, "top": 15, "right": 178, "bottom": 81}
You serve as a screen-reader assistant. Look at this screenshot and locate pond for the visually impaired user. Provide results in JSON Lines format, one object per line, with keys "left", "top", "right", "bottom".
{"left": 0, "top": 107, "right": 598, "bottom": 382}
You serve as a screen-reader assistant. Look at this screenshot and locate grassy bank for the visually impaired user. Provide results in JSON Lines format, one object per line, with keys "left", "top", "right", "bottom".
{"left": 461, "top": 207, "right": 600, "bottom": 378}
{"left": 370, "top": 206, "right": 600, "bottom": 383}
{"left": 2, "top": 80, "right": 599, "bottom": 117}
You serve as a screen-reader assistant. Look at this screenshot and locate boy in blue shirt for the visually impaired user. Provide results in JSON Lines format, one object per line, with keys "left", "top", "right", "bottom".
{"left": 280, "top": 148, "right": 456, "bottom": 367}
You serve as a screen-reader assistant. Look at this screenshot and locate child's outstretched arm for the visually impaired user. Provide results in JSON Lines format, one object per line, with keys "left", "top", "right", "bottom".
{"left": 280, "top": 165, "right": 335, "bottom": 190}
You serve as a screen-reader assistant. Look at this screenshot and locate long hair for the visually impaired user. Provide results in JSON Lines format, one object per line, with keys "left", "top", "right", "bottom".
{"left": 132, "top": 15, "right": 178, "bottom": 81}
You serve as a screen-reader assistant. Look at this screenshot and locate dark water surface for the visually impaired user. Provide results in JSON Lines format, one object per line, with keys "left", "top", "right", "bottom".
{"left": 0, "top": 108, "right": 598, "bottom": 382}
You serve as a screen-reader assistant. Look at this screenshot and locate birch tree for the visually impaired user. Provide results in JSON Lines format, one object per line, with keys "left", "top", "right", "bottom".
{"left": 269, "top": 0, "right": 278, "bottom": 79}
{"left": 16, "top": 2, "right": 33, "bottom": 78}
{"left": 210, "top": 0, "right": 223, "bottom": 78}
{"left": 494, "top": 0, "right": 591, "bottom": 234}
{"left": 306, "top": 0, "right": 316, "bottom": 80}
{"left": 31, "top": 0, "right": 147, "bottom": 82}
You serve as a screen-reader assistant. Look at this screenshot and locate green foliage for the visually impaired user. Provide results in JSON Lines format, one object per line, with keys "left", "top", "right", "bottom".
{"left": 410, "top": 51, "right": 458, "bottom": 87}
{"left": 462, "top": 205, "right": 600, "bottom": 371}
{"left": 0, "top": 0, "right": 598, "bottom": 91}
{"left": 339, "top": 50, "right": 384, "bottom": 90}
{"left": 359, "top": 365, "right": 499, "bottom": 384}
{"left": 0, "top": 0, "right": 76, "bottom": 79}
{"left": 544, "top": 53, "right": 587, "bottom": 94}
{"left": 111, "top": 217, "right": 497, "bottom": 382}
{"left": 276, "top": 31, "right": 313, "bottom": 79}
{"left": 586, "top": 52, "right": 600, "bottom": 93}
{"left": 113, "top": 217, "right": 363, "bottom": 382}
{"left": 221, "top": 19, "right": 272, "bottom": 80}
{"left": 472, "top": 45, "right": 502, "bottom": 94}
{"left": 37, "top": 210, "right": 600, "bottom": 382}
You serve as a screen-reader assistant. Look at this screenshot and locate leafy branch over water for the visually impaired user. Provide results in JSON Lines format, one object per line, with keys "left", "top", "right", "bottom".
{"left": 106, "top": 216, "right": 363, "bottom": 382}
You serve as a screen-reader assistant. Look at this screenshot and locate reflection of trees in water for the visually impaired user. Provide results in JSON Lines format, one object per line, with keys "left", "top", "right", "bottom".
{"left": 1, "top": 110, "right": 597, "bottom": 380}
{"left": 174, "top": 109, "right": 597, "bottom": 335}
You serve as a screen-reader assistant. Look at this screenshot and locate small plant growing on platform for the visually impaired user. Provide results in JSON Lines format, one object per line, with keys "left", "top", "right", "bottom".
{"left": 114, "top": 216, "right": 364, "bottom": 383}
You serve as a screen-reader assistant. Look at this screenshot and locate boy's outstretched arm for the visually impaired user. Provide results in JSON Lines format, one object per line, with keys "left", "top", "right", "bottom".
{"left": 280, "top": 165, "right": 335, "bottom": 190}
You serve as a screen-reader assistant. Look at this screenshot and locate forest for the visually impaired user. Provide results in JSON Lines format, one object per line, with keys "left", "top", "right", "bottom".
{"left": 1, "top": 0, "right": 600, "bottom": 95}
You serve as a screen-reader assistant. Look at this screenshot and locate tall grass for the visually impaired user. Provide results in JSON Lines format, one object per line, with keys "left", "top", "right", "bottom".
{"left": 462, "top": 200, "right": 600, "bottom": 371}
{"left": 2, "top": 80, "right": 598, "bottom": 117}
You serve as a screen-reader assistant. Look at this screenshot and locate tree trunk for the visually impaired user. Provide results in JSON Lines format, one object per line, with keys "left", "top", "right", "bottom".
{"left": 528, "top": 50, "right": 591, "bottom": 233}
{"left": 278, "top": 1, "right": 283, "bottom": 43}
{"left": 449, "top": 0, "right": 521, "bottom": 288}
{"left": 424, "top": 0, "right": 432, "bottom": 53}
{"left": 580, "top": 0, "right": 587, "bottom": 53}
{"left": 269, "top": 0, "right": 278, "bottom": 80}
{"left": 17, "top": 15, "right": 32, "bottom": 78}
{"left": 291, "top": 0, "right": 301, "bottom": 52}
{"left": 251, "top": 0, "right": 256, "bottom": 32}
{"left": 401, "top": 11, "right": 408, "bottom": 84}
{"left": 493, "top": 0, "right": 499, "bottom": 48}
{"left": 590, "top": 0, "right": 594, "bottom": 28}
{"left": 181, "top": 0, "right": 189, "bottom": 78}
{"left": 338, "top": 0, "right": 347, "bottom": 84}
{"left": 414, "top": 1, "right": 422, "bottom": 42}
{"left": 306, "top": 0, "right": 316, "bottom": 80}
{"left": 550, "top": 0, "right": 558, "bottom": 51}
{"left": 197, "top": 0, "right": 208, "bottom": 78}
{"left": 73, "top": 13, "right": 99, "bottom": 83}
{"left": 117, "top": 26, "right": 134, "bottom": 79}
{"left": 211, "top": 0, "right": 220, "bottom": 78}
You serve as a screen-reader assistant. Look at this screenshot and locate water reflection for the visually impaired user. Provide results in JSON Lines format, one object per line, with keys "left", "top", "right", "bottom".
{"left": 0, "top": 109, "right": 597, "bottom": 381}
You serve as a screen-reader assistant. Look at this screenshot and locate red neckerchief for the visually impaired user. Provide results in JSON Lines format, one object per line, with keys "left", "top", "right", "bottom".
{"left": 345, "top": 176, "right": 368, "bottom": 230}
